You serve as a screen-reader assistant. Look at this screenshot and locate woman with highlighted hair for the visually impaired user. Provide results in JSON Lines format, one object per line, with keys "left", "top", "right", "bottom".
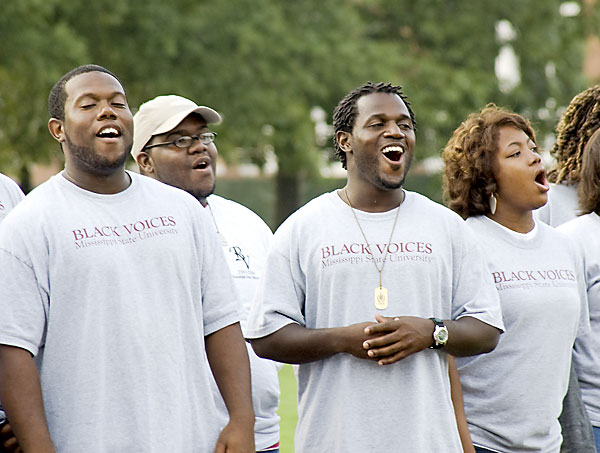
{"left": 442, "top": 104, "right": 589, "bottom": 453}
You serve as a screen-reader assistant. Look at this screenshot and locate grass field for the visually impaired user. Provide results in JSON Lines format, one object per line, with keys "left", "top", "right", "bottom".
{"left": 277, "top": 364, "right": 298, "bottom": 453}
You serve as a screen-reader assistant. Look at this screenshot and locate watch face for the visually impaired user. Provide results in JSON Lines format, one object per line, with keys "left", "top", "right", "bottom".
{"left": 435, "top": 327, "right": 449, "bottom": 344}
{"left": 438, "top": 329, "right": 448, "bottom": 342}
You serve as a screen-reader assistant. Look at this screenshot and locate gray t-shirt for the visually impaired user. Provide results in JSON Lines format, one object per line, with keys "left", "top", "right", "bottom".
{"left": 246, "top": 190, "right": 504, "bottom": 452}
{"left": 0, "top": 172, "right": 240, "bottom": 452}
{"left": 559, "top": 213, "right": 600, "bottom": 427}
{"left": 207, "top": 194, "right": 281, "bottom": 451}
{"left": 457, "top": 216, "right": 589, "bottom": 453}
{"left": 0, "top": 172, "right": 24, "bottom": 224}
{"left": 534, "top": 183, "right": 579, "bottom": 227}
{"left": 0, "top": 173, "right": 24, "bottom": 421}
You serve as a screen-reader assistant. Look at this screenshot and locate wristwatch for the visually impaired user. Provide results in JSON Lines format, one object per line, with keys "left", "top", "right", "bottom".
{"left": 429, "top": 317, "right": 448, "bottom": 349}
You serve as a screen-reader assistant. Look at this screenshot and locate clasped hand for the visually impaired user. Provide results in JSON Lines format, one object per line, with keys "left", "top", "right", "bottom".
{"left": 356, "top": 314, "right": 435, "bottom": 365}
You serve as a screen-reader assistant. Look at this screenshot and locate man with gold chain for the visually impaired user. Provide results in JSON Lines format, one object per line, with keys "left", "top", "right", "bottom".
{"left": 246, "top": 82, "right": 504, "bottom": 452}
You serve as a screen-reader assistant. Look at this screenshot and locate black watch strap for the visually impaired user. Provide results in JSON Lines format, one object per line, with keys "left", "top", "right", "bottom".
{"left": 429, "top": 317, "right": 447, "bottom": 349}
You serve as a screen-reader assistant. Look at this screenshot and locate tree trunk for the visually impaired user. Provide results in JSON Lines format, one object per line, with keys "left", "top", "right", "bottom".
{"left": 18, "top": 163, "right": 31, "bottom": 194}
{"left": 275, "top": 171, "right": 300, "bottom": 228}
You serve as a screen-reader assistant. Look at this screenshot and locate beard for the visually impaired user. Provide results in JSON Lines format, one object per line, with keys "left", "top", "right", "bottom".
{"left": 355, "top": 151, "right": 413, "bottom": 191}
{"left": 65, "top": 134, "right": 131, "bottom": 176}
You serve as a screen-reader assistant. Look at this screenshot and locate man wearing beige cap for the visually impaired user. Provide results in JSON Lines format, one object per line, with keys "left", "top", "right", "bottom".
{"left": 132, "top": 95, "right": 282, "bottom": 453}
{"left": 0, "top": 65, "right": 254, "bottom": 452}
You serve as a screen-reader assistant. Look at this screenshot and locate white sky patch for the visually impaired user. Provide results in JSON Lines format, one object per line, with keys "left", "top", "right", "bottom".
{"left": 495, "top": 19, "right": 517, "bottom": 43}
{"left": 496, "top": 45, "right": 521, "bottom": 93}
{"left": 495, "top": 20, "right": 520, "bottom": 93}
{"left": 560, "top": 2, "right": 581, "bottom": 17}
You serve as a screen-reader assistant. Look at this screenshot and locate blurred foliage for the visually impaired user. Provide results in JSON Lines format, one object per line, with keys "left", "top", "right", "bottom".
{"left": 0, "top": 0, "right": 596, "bottom": 221}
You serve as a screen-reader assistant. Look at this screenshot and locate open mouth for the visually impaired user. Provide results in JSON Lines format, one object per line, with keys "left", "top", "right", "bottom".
{"left": 382, "top": 145, "right": 404, "bottom": 162}
{"left": 96, "top": 127, "right": 121, "bottom": 139}
{"left": 534, "top": 169, "right": 549, "bottom": 190}
{"left": 193, "top": 159, "right": 210, "bottom": 170}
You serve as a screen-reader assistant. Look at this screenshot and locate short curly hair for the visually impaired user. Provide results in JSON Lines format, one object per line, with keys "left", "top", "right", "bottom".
{"left": 578, "top": 128, "right": 600, "bottom": 215}
{"left": 442, "top": 104, "right": 536, "bottom": 218}
{"left": 48, "top": 64, "right": 122, "bottom": 121}
{"left": 332, "top": 81, "right": 415, "bottom": 169}
{"left": 548, "top": 85, "right": 600, "bottom": 184}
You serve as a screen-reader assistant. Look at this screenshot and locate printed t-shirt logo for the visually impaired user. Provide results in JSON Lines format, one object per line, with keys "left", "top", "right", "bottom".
{"left": 321, "top": 241, "right": 433, "bottom": 268}
{"left": 492, "top": 268, "right": 577, "bottom": 290}
{"left": 72, "top": 215, "right": 178, "bottom": 249}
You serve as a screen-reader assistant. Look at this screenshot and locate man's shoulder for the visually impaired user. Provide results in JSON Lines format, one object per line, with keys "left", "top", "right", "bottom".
{"left": 209, "top": 194, "right": 263, "bottom": 219}
{"left": 405, "top": 191, "right": 463, "bottom": 222}
{"left": 131, "top": 172, "right": 200, "bottom": 205}
{"left": 208, "top": 194, "right": 272, "bottom": 232}
{"left": 0, "top": 173, "right": 24, "bottom": 194}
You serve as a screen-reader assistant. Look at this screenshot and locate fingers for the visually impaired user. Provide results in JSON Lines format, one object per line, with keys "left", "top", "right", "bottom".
{"left": 374, "top": 350, "right": 410, "bottom": 366}
{"left": 0, "top": 422, "right": 20, "bottom": 453}
{"left": 361, "top": 316, "right": 433, "bottom": 363}
{"left": 2, "top": 435, "right": 20, "bottom": 453}
{"left": 364, "top": 315, "right": 398, "bottom": 335}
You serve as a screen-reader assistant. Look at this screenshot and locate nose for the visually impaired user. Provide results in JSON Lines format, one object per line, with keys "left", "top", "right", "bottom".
{"left": 98, "top": 102, "right": 117, "bottom": 120}
{"left": 187, "top": 138, "right": 208, "bottom": 154}
{"left": 529, "top": 148, "right": 542, "bottom": 165}
{"left": 384, "top": 122, "right": 405, "bottom": 138}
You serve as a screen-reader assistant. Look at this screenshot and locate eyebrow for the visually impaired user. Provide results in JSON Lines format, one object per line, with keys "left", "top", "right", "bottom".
{"left": 73, "top": 91, "right": 126, "bottom": 103}
{"left": 365, "top": 113, "right": 412, "bottom": 122}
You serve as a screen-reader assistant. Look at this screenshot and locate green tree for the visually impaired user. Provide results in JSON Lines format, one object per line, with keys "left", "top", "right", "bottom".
{"left": 0, "top": 0, "right": 88, "bottom": 190}
{"left": 0, "top": 0, "right": 593, "bottom": 223}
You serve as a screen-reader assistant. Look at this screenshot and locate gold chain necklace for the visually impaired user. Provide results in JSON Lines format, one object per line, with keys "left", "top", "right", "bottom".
{"left": 344, "top": 188, "right": 402, "bottom": 310}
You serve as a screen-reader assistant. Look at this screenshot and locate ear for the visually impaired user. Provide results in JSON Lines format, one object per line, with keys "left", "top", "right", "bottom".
{"left": 48, "top": 118, "right": 66, "bottom": 143}
{"left": 136, "top": 151, "right": 156, "bottom": 176}
{"left": 336, "top": 130, "right": 353, "bottom": 154}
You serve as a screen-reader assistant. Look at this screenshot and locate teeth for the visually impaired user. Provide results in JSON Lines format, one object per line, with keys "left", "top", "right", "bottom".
{"left": 98, "top": 127, "right": 118, "bottom": 137}
{"left": 382, "top": 146, "right": 404, "bottom": 154}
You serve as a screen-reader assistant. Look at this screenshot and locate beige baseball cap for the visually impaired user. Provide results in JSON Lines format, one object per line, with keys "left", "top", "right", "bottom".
{"left": 131, "top": 95, "right": 222, "bottom": 158}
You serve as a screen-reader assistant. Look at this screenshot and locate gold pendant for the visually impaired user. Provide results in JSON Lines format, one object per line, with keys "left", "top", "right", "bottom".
{"left": 374, "top": 286, "right": 388, "bottom": 310}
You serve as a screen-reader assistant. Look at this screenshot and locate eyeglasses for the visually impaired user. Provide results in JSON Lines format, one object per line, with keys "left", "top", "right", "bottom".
{"left": 144, "top": 132, "right": 217, "bottom": 150}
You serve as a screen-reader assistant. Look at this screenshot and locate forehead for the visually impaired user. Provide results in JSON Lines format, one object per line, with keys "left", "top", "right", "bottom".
{"left": 65, "top": 71, "right": 126, "bottom": 104}
{"left": 497, "top": 125, "right": 530, "bottom": 146}
{"left": 356, "top": 92, "right": 409, "bottom": 121}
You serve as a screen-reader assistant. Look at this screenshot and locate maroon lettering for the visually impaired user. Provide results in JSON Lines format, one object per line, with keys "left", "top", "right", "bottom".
{"left": 387, "top": 242, "right": 399, "bottom": 253}
{"left": 492, "top": 272, "right": 503, "bottom": 283}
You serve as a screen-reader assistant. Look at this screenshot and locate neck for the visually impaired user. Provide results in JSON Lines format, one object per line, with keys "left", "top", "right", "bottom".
{"left": 63, "top": 163, "right": 130, "bottom": 194}
{"left": 487, "top": 208, "right": 535, "bottom": 233}
{"left": 199, "top": 197, "right": 208, "bottom": 207}
{"left": 340, "top": 181, "right": 404, "bottom": 212}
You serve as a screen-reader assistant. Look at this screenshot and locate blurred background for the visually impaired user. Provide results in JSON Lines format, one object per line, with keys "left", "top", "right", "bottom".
{"left": 1, "top": 0, "right": 599, "bottom": 229}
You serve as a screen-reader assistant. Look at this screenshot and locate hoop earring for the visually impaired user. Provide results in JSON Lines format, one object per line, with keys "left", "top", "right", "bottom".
{"left": 489, "top": 193, "right": 497, "bottom": 215}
